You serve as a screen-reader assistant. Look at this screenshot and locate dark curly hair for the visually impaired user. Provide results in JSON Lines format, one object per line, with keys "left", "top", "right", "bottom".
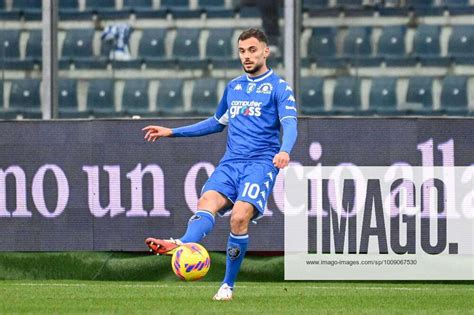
{"left": 237, "top": 28, "right": 268, "bottom": 45}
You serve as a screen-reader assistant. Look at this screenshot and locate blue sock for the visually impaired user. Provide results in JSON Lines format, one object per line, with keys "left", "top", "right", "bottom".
{"left": 223, "top": 233, "right": 249, "bottom": 288}
{"left": 179, "top": 210, "right": 215, "bottom": 243}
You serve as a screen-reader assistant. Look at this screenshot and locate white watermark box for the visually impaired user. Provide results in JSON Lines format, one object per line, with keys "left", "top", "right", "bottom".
{"left": 284, "top": 166, "right": 474, "bottom": 280}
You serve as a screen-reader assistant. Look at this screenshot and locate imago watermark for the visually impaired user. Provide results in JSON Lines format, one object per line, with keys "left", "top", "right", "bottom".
{"left": 284, "top": 166, "right": 474, "bottom": 280}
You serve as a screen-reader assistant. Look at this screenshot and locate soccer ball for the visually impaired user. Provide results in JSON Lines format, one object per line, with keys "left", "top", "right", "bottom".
{"left": 171, "top": 243, "right": 210, "bottom": 281}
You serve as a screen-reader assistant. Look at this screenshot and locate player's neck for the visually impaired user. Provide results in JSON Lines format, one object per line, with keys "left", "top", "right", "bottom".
{"left": 247, "top": 65, "right": 269, "bottom": 78}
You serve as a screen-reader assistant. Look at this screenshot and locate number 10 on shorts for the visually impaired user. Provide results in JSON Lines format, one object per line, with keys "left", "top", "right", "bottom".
{"left": 242, "top": 182, "right": 260, "bottom": 199}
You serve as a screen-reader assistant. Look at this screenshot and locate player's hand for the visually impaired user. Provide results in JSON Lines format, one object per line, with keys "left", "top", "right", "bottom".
{"left": 142, "top": 125, "right": 173, "bottom": 142}
{"left": 273, "top": 151, "right": 290, "bottom": 169}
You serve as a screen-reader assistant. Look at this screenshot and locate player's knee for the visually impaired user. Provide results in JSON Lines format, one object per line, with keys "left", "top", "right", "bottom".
{"left": 230, "top": 213, "right": 250, "bottom": 232}
{"left": 197, "top": 194, "right": 221, "bottom": 214}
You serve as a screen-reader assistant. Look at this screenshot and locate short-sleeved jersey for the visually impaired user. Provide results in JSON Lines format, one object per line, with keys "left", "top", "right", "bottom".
{"left": 214, "top": 69, "right": 297, "bottom": 166}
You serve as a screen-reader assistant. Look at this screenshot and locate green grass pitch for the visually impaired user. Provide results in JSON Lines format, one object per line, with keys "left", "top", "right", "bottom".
{"left": 0, "top": 281, "right": 472, "bottom": 314}
{"left": 0, "top": 252, "right": 471, "bottom": 313}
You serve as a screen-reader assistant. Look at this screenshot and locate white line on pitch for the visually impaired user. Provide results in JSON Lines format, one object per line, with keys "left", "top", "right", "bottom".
{"left": 7, "top": 283, "right": 473, "bottom": 291}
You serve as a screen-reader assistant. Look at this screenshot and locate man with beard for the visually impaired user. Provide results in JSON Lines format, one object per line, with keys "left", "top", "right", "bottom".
{"left": 142, "top": 28, "right": 298, "bottom": 300}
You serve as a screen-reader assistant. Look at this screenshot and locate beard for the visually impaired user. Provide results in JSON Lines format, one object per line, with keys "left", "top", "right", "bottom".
{"left": 243, "top": 62, "right": 263, "bottom": 74}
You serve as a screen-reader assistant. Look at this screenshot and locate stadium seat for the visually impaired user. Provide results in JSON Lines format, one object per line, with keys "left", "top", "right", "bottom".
{"left": 86, "top": 79, "right": 118, "bottom": 117}
{"left": 0, "top": 30, "right": 20, "bottom": 59}
{"left": 332, "top": 76, "right": 362, "bottom": 113}
{"left": 139, "top": 29, "right": 167, "bottom": 60}
{"left": 173, "top": 29, "right": 201, "bottom": 59}
{"left": 122, "top": 79, "right": 151, "bottom": 116}
{"left": 405, "top": 0, "right": 434, "bottom": 7}
{"left": 12, "top": 0, "right": 41, "bottom": 9}
{"left": 369, "top": 77, "right": 399, "bottom": 115}
{"left": 161, "top": 0, "right": 189, "bottom": 8}
{"left": 342, "top": 27, "right": 372, "bottom": 57}
{"left": 210, "top": 58, "right": 241, "bottom": 69}
{"left": 442, "top": 0, "right": 468, "bottom": 5}
{"left": 156, "top": 79, "right": 185, "bottom": 116}
{"left": 62, "top": 29, "right": 95, "bottom": 59}
{"left": 191, "top": 78, "right": 218, "bottom": 115}
{"left": 0, "top": 6, "right": 21, "bottom": 20}
{"left": 59, "top": 0, "right": 92, "bottom": 20}
{"left": 336, "top": 0, "right": 363, "bottom": 7}
{"left": 123, "top": 0, "right": 152, "bottom": 11}
{"left": 198, "top": 0, "right": 226, "bottom": 9}
{"left": 307, "top": 27, "right": 337, "bottom": 58}
{"left": 9, "top": 79, "right": 42, "bottom": 118}
{"left": 163, "top": 0, "right": 199, "bottom": 18}
{"left": 206, "top": 29, "right": 234, "bottom": 59}
{"left": 0, "top": 82, "right": 17, "bottom": 119}
{"left": 303, "top": 0, "right": 329, "bottom": 10}
{"left": 58, "top": 79, "right": 78, "bottom": 110}
{"left": 405, "top": 77, "right": 434, "bottom": 114}
{"left": 59, "top": 0, "right": 78, "bottom": 9}
{"left": 440, "top": 76, "right": 469, "bottom": 115}
{"left": 58, "top": 79, "right": 88, "bottom": 118}
{"left": 448, "top": 26, "right": 474, "bottom": 58}
{"left": 73, "top": 59, "right": 108, "bottom": 69}
{"left": 300, "top": 76, "right": 325, "bottom": 115}
{"left": 412, "top": 25, "right": 441, "bottom": 57}
{"left": 26, "top": 30, "right": 42, "bottom": 61}
{"left": 85, "top": 0, "right": 115, "bottom": 10}
{"left": 406, "top": 0, "right": 444, "bottom": 16}
{"left": 443, "top": 0, "right": 471, "bottom": 14}
{"left": 85, "top": 0, "right": 130, "bottom": 19}
{"left": 307, "top": 4, "right": 340, "bottom": 17}
{"left": 377, "top": 26, "right": 406, "bottom": 57}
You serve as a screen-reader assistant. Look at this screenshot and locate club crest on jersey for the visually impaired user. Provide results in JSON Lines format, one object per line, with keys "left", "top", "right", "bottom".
{"left": 246, "top": 83, "right": 256, "bottom": 93}
{"left": 234, "top": 84, "right": 242, "bottom": 91}
{"left": 256, "top": 83, "right": 273, "bottom": 94}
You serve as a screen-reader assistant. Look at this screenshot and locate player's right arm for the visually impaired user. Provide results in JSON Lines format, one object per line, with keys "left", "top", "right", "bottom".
{"left": 142, "top": 86, "right": 229, "bottom": 142}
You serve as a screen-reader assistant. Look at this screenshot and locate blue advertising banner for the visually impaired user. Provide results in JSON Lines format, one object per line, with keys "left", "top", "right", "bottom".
{"left": 0, "top": 118, "right": 472, "bottom": 251}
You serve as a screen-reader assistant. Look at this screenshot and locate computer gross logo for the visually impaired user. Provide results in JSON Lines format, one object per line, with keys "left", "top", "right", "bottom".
{"left": 229, "top": 100, "right": 262, "bottom": 118}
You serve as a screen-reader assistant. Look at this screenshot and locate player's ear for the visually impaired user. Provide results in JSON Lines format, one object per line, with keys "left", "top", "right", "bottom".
{"left": 263, "top": 45, "right": 270, "bottom": 58}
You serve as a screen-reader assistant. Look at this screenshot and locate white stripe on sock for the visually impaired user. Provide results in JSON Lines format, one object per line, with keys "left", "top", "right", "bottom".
{"left": 230, "top": 233, "right": 249, "bottom": 240}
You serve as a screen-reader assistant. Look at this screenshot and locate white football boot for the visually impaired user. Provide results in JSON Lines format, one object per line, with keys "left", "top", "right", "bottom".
{"left": 213, "top": 283, "right": 233, "bottom": 301}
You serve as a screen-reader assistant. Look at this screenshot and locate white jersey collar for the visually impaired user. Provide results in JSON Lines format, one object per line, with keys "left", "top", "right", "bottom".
{"left": 246, "top": 69, "right": 273, "bottom": 82}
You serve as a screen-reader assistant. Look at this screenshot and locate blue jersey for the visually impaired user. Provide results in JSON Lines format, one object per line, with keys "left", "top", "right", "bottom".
{"left": 213, "top": 69, "right": 297, "bottom": 166}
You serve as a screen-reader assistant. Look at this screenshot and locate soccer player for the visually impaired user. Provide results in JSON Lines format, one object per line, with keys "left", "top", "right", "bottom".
{"left": 142, "top": 28, "right": 298, "bottom": 301}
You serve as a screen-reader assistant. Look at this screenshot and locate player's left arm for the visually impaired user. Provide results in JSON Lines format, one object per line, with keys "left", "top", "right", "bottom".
{"left": 273, "top": 82, "right": 298, "bottom": 169}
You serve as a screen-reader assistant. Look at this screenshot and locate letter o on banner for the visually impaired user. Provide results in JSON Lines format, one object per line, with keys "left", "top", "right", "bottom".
{"left": 32, "top": 165, "right": 69, "bottom": 218}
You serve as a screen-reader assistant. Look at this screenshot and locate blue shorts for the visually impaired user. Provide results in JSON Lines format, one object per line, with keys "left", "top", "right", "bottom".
{"left": 201, "top": 161, "right": 279, "bottom": 221}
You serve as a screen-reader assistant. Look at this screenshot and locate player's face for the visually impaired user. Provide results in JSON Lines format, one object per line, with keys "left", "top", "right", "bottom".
{"left": 238, "top": 37, "right": 270, "bottom": 76}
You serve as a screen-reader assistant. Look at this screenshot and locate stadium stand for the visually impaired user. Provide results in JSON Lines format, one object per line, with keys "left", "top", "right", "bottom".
{"left": 0, "top": 0, "right": 473, "bottom": 118}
